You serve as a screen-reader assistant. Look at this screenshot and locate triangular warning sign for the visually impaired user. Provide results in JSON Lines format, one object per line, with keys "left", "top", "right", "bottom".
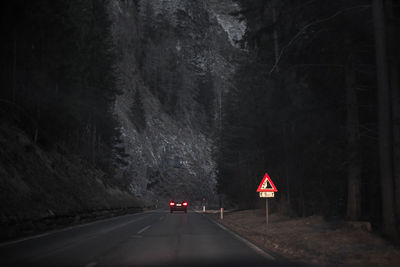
{"left": 257, "top": 173, "right": 278, "bottom": 192}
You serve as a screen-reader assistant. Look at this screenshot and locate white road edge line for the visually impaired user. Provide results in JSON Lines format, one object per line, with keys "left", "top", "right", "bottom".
{"left": 208, "top": 217, "right": 275, "bottom": 261}
{"left": 0, "top": 210, "right": 156, "bottom": 247}
{"left": 137, "top": 225, "right": 151, "bottom": 234}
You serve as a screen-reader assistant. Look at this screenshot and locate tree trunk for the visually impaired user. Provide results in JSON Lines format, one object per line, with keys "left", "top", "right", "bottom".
{"left": 282, "top": 122, "right": 291, "bottom": 211}
{"left": 271, "top": 3, "right": 280, "bottom": 73}
{"left": 12, "top": 28, "right": 17, "bottom": 103}
{"left": 385, "top": 0, "right": 400, "bottom": 229}
{"left": 373, "top": 0, "right": 398, "bottom": 238}
{"left": 345, "top": 55, "right": 362, "bottom": 221}
{"left": 92, "top": 117, "right": 97, "bottom": 165}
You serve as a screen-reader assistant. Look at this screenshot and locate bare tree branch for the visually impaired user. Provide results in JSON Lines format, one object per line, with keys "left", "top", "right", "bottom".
{"left": 270, "top": 5, "right": 371, "bottom": 74}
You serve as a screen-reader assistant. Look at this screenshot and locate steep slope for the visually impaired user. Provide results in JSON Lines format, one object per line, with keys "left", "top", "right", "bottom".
{"left": 110, "top": 0, "right": 245, "bottom": 202}
{"left": 0, "top": 120, "right": 142, "bottom": 240}
{"left": 0, "top": 0, "right": 246, "bottom": 241}
{"left": 1, "top": 0, "right": 149, "bottom": 241}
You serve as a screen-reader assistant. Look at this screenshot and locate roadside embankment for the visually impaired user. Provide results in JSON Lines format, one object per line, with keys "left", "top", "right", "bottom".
{"left": 0, "top": 122, "right": 147, "bottom": 242}
{"left": 207, "top": 209, "right": 400, "bottom": 266}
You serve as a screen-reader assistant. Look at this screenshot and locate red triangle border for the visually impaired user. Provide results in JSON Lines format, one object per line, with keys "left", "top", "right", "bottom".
{"left": 257, "top": 173, "right": 278, "bottom": 192}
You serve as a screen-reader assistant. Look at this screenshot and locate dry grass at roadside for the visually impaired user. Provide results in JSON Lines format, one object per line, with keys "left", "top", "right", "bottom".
{"left": 208, "top": 209, "right": 400, "bottom": 266}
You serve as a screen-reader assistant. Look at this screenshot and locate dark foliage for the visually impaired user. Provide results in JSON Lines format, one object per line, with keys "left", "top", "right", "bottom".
{"left": 217, "top": 0, "right": 400, "bottom": 233}
{"left": 1, "top": 0, "right": 121, "bottom": 174}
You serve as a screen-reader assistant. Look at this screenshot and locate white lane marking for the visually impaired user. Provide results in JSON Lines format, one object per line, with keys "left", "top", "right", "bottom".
{"left": 84, "top": 262, "right": 97, "bottom": 267}
{"left": 206, "top": 216, "right": 275, "bottom": 260}
{"left": 137, "top": 225, "right": 151, "bottom": 234}
{"left": 0, "top": 232, "right": 51, "bottom": 247}
{"left": 96, "top": 217, "right": 147, "bottom": 235}
{"left": 24, "top": 216, "right": 150, "bottom": 262}
{"left": 0, "top": 210, "right": 157, "bottom": 247}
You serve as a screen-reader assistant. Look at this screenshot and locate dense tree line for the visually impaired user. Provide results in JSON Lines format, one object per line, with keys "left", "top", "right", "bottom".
{"left": 1, "top": 0, "right": 122, "bottom": 177}
{"left": 2, "top": 0, "right": 398, "bottom": 240}
{"left": 216, "top": 0, "right": 399, "bottom": 238}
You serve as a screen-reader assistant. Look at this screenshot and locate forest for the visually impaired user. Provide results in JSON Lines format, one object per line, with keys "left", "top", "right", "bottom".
{"left": 0, "top": 0, "right": 399, "bottom": 242}
{"left": 216, "top": 0, "right": 400, "bottom": 239}
{"left": 1, "top": 0, "right": 120, "bottom": 175}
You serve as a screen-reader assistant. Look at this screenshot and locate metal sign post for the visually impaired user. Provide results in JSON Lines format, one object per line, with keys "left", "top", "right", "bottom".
{"left": 257, "top": 172, "right": 277, "bottom": 228}
{"left": 266, "top": 198, "right": 268, "bottom": 225}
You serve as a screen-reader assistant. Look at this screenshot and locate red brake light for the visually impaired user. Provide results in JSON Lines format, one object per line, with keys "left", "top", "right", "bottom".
{"left": 183, "top": 202, "right": 188, "bottom": 206}
{"left": 169, "top": 202, "right": 175, "bottom": 206}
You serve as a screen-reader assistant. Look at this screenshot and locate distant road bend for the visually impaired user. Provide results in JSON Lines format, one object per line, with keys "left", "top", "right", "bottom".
{"left": 0, "top": 210, "right": 300, "bottom": 266}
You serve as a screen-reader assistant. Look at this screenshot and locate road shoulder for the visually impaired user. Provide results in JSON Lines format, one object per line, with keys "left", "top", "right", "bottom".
{"left": 203, "top": 209, "right": 400, "bottom": 266}
{"left": 195, "top": 210, "right": 283, "bottom": 262}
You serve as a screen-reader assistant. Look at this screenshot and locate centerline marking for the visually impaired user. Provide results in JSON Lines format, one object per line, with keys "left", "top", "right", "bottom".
{"left": 137, "top": 225, "right": 151, "bottom": 234}
{"left": 0, "top": 211, "right": 155, "bottom": 247}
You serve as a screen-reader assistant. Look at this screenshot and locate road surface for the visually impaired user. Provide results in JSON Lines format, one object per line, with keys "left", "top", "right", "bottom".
{"left": 0, "top": 210, "right": 299, "bottom": 266}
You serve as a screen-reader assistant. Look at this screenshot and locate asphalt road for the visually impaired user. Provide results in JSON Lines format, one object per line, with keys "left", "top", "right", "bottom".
{"left": 0, "top": 210, "right": 300, "bottom": 267}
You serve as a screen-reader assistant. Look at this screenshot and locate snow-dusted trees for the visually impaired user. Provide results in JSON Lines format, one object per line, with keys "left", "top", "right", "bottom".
{"left": 110, "top": 0, "right": 222, "bottom": 201}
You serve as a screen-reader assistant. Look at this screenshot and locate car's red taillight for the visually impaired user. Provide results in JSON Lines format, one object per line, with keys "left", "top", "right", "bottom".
{"left": 169, "top": 202, "right": 175, "bottom": 206}
{"left": 183, "top": 202, "right": 188, "bottom": 206}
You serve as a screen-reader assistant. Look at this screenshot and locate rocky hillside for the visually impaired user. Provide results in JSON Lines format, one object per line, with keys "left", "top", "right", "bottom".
{"left": 110, "top": 0, "right": 245, "bottom": 202}
{"left": 0, "top": 0, "right": 245, "bottom": 240}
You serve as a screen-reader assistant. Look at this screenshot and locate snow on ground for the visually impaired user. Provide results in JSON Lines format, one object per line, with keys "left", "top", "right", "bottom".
{"left": 208, "top": 210, "right": 400, "bottom": 266}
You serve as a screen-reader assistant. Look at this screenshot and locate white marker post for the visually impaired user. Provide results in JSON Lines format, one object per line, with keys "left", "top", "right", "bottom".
{"left": 220, "top": 207, "right": 224, "bottom": 220}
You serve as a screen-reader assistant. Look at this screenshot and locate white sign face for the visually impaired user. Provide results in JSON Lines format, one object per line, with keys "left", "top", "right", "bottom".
{"left": 260, "top": 180, "right": 272, "bottom": 190}
{"left": 259, "top": 192, "right": 274, "bottom": 198}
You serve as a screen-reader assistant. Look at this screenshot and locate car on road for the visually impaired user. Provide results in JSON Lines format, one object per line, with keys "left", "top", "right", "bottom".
{"left": 169, "top": 200, "right": 188, "bottom": 213}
